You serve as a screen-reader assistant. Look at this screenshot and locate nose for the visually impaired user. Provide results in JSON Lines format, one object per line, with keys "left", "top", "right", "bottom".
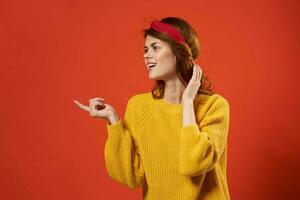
{"left": 144, "top": 54, "right": 151, "bottom": 60}
{"left": 144, "top": 49, "right": 154, "bottom": 60}
{"left": 144, "top": 54, "right": 153, "bottom": 67}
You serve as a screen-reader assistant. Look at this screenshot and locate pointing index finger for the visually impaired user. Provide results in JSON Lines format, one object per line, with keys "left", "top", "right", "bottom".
{"left": 90, "top": 97, "right": 105, "bottom": 102}
{"left": 73, "top": 100, "right": 90, "bottom": 112}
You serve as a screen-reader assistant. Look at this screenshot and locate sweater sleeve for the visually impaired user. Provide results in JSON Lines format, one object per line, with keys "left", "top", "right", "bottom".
{"left": 104, "top": 98, "right": 145, "bottom": 189}
{"left": 179, "top": 96, "right": 230, "bottom": 177}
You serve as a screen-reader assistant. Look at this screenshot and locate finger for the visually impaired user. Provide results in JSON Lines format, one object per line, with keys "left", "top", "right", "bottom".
{"left": 196, "top": 65, "right": 199, "bottom": 82}
{"left": 194, "top": 65, "right": 198, "bottom": 81}
{"left": 197, "top": 65, "right": 202, "bottom": 83}
{"left": 90, "top": 97, "right": 105, "bottom": 101}
{"left": 197, "top": 64, "right": 202, "bottom": 80}
{"left": 73, "top": 100, "right": 90, "bottom": 112}
{"left": 197, "top": 65, "right": 201, "bottom": 82}
{"left": 89, "top": 101, "right": 97, "bottom": 115}
{"left": 197, "top": 64, "right": 202, "bottom": 73}
{"left": 90, "top": 99, "right": 104, "bottom": 105}
{"left": 90, "top": 100, "right": 103, "bottom": 114}
{"left": 192, "top": 65, "right": 196, "bottom": 81}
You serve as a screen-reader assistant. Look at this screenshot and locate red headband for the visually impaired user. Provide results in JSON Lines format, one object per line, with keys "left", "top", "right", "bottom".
{"left": 150, "top": 20, "right": 186, "bottom": 44}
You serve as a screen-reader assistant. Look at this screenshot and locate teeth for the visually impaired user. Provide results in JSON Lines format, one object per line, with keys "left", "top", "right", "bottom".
{"left": 148, "top": 63, "right": 156, "bottom": 68}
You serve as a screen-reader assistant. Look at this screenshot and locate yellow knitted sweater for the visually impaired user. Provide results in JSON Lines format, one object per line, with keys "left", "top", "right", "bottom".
{"left": 104, "top": 91, "right": 231, "bottom": 200}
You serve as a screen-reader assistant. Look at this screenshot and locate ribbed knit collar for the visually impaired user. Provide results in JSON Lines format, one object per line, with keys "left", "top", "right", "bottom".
{"left": 148, "top": 92, "right": 182, "bottom": 113}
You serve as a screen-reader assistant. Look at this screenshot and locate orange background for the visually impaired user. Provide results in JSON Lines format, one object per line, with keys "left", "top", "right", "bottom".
{"left": 1, "top": 0, "right": 299, "bottom": 199}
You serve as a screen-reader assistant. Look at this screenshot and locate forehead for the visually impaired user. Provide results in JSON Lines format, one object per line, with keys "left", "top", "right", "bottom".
{"left": 144, "top": 35, "right": 165, "bottom": 47}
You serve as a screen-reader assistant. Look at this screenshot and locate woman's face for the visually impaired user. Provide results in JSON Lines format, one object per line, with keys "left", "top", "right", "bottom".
{"left": 144, "top": 35, "right": 177, "bottom": 80}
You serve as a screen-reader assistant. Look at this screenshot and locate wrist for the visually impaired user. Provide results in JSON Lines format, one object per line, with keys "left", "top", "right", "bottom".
{"left": 107, "top": 111, "right": 119, "bottom": 125}
{"left": 182, "top": 98, "right": 194, "bottom": 105}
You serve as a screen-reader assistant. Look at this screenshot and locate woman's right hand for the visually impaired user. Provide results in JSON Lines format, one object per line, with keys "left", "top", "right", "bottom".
{"left": 73, "top": 97, "right": 118, "bottom": 123}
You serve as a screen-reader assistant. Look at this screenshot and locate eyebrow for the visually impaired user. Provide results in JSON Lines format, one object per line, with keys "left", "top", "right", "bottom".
{"left": 144, "top": 42, "right": 160, "bottom": 48}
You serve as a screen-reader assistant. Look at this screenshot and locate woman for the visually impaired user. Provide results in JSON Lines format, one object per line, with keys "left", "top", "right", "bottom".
{"left": 74, "top": 17, "right": 231, "bottom": 200}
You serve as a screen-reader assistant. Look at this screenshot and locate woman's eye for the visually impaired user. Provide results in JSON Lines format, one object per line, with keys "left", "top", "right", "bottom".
{"left": 144, "top": 46, "right": 159, "bottom": 53}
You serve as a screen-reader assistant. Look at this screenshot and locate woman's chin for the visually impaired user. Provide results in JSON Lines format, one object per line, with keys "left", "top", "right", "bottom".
{"left": 148, "top": 71, "right": 165, "bottom": 81}
{"left": 148, "top": 72, "right": 158, "bottom": 80}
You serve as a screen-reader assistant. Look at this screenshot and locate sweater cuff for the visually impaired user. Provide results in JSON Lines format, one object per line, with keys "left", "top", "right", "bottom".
{"left": 106, "top": 119, "right": 124, "bottom": 137}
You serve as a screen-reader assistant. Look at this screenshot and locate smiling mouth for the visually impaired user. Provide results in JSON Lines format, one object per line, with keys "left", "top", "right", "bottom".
{"left": 148, "top": 64, "right": 157, "bottom": 70}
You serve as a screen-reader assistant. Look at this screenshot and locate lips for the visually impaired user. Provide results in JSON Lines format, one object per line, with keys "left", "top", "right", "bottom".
{"left": 146, "top": 62, "right": 157, "bottom": 70}
{"left": 148, "top": 64, "right": 157, "bottom": 70}
{"left": 147, "top": 61, "right": 156, "bottom": 65}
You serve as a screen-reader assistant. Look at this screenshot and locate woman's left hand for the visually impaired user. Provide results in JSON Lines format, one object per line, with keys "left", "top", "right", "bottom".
{"left": 182, "top": 61, "right": 202, "bottom": 102}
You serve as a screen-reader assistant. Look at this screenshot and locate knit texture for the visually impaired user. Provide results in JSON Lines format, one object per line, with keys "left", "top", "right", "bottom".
{"left": 104, "top": 91, "right": 231, "bottom": 200}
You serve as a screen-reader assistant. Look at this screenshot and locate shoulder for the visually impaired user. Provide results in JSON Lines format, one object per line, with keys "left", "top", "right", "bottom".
{"left": 194, "top": 93, "right": 230, "bottom": 122}
{"left": 125, "top": 91, "right": 154, "bottom": 115}
{"left": 195, "top": 93, "right": 229, "bottom": 108}
{"left": 127, "top": 91, "right": 153, "bottom": 106}
{"left": 125, "top": 91, "right": 154, "bottom": 128}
